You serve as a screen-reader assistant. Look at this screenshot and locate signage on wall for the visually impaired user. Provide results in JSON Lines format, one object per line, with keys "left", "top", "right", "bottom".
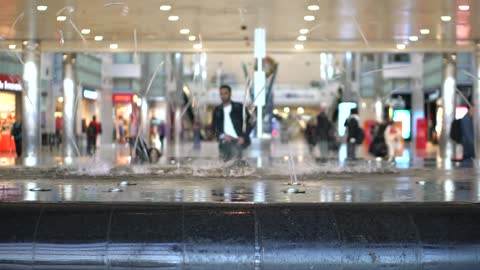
{"left": 83, "top": 89, "right": 98, "bottom": 100}
{"left": 0, "top": 74, "right": 22, "bottom": 92}
{"left": 113, "top": 93, "right": 133, "bottom": 103}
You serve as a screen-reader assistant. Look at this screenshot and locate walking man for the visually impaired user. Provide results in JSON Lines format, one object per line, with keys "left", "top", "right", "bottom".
{"left": 86, "top": 115, "right": 102, "bottom": 155}
{"left": 10, "top": 115, "right": 22, "bottom": 158}
{"left": 212, "top": 85, "right": 253, "bottom": 162}
{"left": 316, "top": 104, "right": 332, "bottom": 161}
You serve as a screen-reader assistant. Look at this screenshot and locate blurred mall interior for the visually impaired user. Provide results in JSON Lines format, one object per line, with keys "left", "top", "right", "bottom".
{"left": 0, "top": 0, "right": 480, "bottom": 269}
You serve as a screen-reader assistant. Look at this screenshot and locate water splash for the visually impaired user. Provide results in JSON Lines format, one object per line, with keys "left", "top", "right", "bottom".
{"left": 7, "top": 12, "right": 24, "bottom": 37}
{"left": 68, "top": 20, "right": 87, "bottom": 44}
{"left": 351, "top": 15, "right": 369, "bottom": 47}
{"left": 58, "top": 30, "right": 65, "bottom": 45}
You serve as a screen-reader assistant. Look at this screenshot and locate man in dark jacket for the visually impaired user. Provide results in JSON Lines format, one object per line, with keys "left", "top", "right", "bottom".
{"left": 10, "top": 115, "right": 22, "bottom": 158}
{"left": 212, "top": 85, "right": 253, "bottom": 161}
{"left": 316, "top": 104, "right": 332, "bottom": 161}
{"left": 461, "top": 106, "right": 475, "bottom": 160}
{"left": 344, "top": 108, "right": 361, "bottom": 160}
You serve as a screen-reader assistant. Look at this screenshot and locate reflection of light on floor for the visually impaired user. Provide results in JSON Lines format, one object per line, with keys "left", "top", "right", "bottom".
{"left": 0, "top": 157, "right": 15, "bottom": 166}
{"left": 24, "top": 182, "right": 37, "bottom": 201}
{"left": 253, "top": 182, "right": 266, "bottom": 202}
{"left": 63, "top": 185, "right": 73, "bottom": 201}
{"left": 338, "top": 144, "right": 347, "bottom": 162}
{"left": 395, "top": 149, "right": 410, "bottom": 168}
{"left": 444, "top": 179, "right": 455, "bottom": 201}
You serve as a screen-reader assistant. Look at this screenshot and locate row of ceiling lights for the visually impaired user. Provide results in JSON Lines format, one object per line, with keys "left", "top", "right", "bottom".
{"left": 8, "top": 3, "right": 473, "bottom": 51}
{"left": 293, "top": 4, "right": 320, "bottom": 50}
{"left": 396, "top": 4, "right": 470, "bottom": 50}
{"left": 9, "top": 4, "right": 202, "bottom": 50}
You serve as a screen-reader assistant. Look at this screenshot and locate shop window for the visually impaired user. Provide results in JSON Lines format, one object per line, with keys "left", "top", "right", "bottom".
{"left": 114, "top": 53, "right": 133, "bottom": 64}
{"left": 387, "top": 53, "right": 411, "bottom": 63}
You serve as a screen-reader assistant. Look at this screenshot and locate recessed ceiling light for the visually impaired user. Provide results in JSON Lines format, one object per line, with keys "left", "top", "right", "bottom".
{"left": 193, "top": 43, "right": 202, "bottom": 49}
{"left": 110, "top": 43, "right": 118, "bottom": 49}
{"left": 22, "top": 41, "right": 28, "bottom": 45}
{"left": 396, "top": 44, "right": 406, "bottom": 50}
{"left": 168, "top": 15, "right": 179, "bottom": 21}
{"left": 94, "top": 36, "right": 103, "bottom": 41}
{"left": 180, "top": 29, "right": 190, "bottom": 35}
{"left": 81, "top": 29, "right": 91, "bottom": 35}
{"left": 57, "top": 16, "right": 67, "bottom": 22}
{"left": 37, "top": 5, "right": 48, "bottom": 11}
{"left": 307, "top": 5, "right": 320, "bottom": 11}
{"left": 458, "top": 5, "right": 470, "bottom": 11}
{"left": 160, "top": 5, "right": 172, "bottom": 11}
{"left": 304, "top": 15, "right": 315, "bottom": 21}
{"left": 441, "top": 16, "right": 452, "bottom": 22}
{"left": 297, "top": 35, "right": 307, "bottom": 41}
{"left": 409, "top": 35, "right": 419, "bottom": 41}
{"left": 8, "top": 44, "right": 16, "bottom": 50}
{"left": 420, "top": 29, "right": 430, "bottom": 35}
{"left": 294, "top": 44, "right": 304, "bottom": 50}
{"left": 299, "top": 29, "right": 309, "bottom": 35}
{"left": 188, "top": 35, "right": 196, "bottom": 41}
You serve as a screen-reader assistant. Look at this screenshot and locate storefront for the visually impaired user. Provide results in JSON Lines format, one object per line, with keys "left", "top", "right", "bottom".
{"left": 81, "top": 87, "right": 99, "bottom": 126}
{"left": 0, "top": 74, "right": 22, "bottom": 152}
{"left": 112, "top": 93, "right": 141, "bottom": 142}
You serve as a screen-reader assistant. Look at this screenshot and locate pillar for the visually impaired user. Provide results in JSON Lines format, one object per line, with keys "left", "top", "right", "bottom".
{"left": 411, "top": 54, "right": 425, "bottom": 156}
{"left": 373, "top": 53, "right": 384, "bottom": 122}
{"left": 173, "top": 53, "right": 183, "bottom": 159}
{"left": 22, "top": 41, "right": 41, "bottom": 166}
{"left": 62, "top": 53, "right": 77, "bottom": 161}
{"left": 254, "top": 28, "right": 266, "bottom": 138}
{"left": 474, "top": 47, "right": 480, "bottom": 164}
{"left": 439, "top": 53, "right": 456, "bottom": 161}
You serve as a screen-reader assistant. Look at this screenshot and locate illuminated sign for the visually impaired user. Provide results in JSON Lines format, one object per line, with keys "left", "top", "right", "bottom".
{"left": 1, "top": 81, "right": 22, "bottom": 91}
{"left": 83, "top": 89, "right": 98, "bottom": 100}
{"left": 113, "top": 94, "right": 133, "bottom": 103}
{"left": 393, "top": 109, "right": 411, "bottom": 139}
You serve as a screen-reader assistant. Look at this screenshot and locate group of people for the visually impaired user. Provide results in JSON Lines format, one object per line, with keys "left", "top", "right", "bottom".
{"left": 305, "top": 107, "right": 404, "bottom": 162}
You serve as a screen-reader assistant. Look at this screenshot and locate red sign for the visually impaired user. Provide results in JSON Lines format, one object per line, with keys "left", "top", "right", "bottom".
{"left": 416, "top": 118, "right": 428, "bottom": 151}
{"left": 113, "top": 94, "right": 133, "bottom": 103}
{"left": 0, "top": 74, "right": 22, "bottom": 91}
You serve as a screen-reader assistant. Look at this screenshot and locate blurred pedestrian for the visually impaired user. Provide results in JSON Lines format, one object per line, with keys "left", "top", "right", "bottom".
{"left": 10, "top": 115, "right": 22, "bottom": 158}
{"left": 304, "top": 119, "right": 316, "bottom": 155}
{"left": 344, "top": 108, "right": 363, "bottom": 160}
{"left": 86, "top": 115, "right": 102, "bottom": 155}
{"left": 316, "top": 104, "right": 333, "bottom": 161}
{"left": 461, "top": 106, "right": 475, "bottom": 160}
{"left": 158, "top": 120, "right": 166, "bottom": 151}
{"left": 384, "top": 121, "right": 401, "bottom": 162}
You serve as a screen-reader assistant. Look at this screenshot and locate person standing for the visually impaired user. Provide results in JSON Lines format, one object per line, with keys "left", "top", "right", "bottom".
{"left": 384, "top": 121, "right": 401, "bottom": 162}
{"left": 344, "top": 108, "right": 362, "bottom": 160}
{"left": 460, "top": 106, "right": 475, "bottom": 160}
{"left": 212, "top": 85, "right": 253, "bottom": 162}
{"left": 316, "top": 104, "right": 332, "bottom": 161}
{"left": 86, "top": 115, "right": 102, "bottom": 155}
{"left": 10, "top": 115, "right": 22, "bottom": 158}
{"left": 157, "top": 120, "right": 166, "bottom": 151}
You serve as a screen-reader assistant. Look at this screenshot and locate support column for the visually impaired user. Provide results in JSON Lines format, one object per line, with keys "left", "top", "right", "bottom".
{"left": 62, "top": 53, "right": 77, "bottom": 162}
{"left": 254, "top": 28, "right": 266, "bottom": 138}
{"left": 474, "top": 47, "right": 480, "bottom": 164}
{"left": 22, "top": 41, "right": 41, "bottom": 166}
{"left": 411, "top": 54, "right": 425, "bottom": 156}
{"left": 173, "top": 53, "right": 183, "bottom": 159}
{"left": 439, "top": 53, "right": 456, "bottom": 162}
{"left": 373, "top": 53, "right": 384, "bottom": 122}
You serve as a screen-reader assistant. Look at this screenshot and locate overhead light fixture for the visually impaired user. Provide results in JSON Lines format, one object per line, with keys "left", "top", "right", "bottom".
{"left": 160, "top": 5, "right": 172, "bottom": 11}
{"left": 307, "top": 5, "right": 320, "bottom": 11}
{"left": 8, "top": 44, "right": 16, "bottom": 50}
{"left": 396, "top": 44, "right": 406, "bottom": 50}
{"left": 57, "top": 16, "right": 67, "bottom": 22}
{"left": 441, "top": 16, "right": 452, "bottom": 22}
{"left": 193, "top": 43, "right": 202, "bottom": 49}
{"left": 168, "top": 15, "right": 179, "bottom": 21}
{"left": 179, "top": 29, "right": 190, "bottom": 35}
{"left": 420, "top": 29, "right": 430, "bottom": 35}
{"left": 458, "top": 5, "right": 470, "bottom": 11}
{"left": 188, "top": 35, "right": 196, "bottom": 41}
{"left": 297, "top": 35, "right": 307, "bottom": 41}
{"left": 94, "top": 36, "right": 103, "bottom": 41}
{"left": 284, "top": 107, "right": 291, "bottom": 113}
{"left": 37, "top": 5, "right": 48, "bottom": 11}
{"left": 81, "top": 29, "right": 91, "bottom": 34}
{"left": 304, "top": 15, "right": 315, "bottom": 21}
{"left": 409, "top": 35, "right": 419, "bottom": 41}
{"left": 294, "top": 44, "right": 304, "bottom": 50}
{"left": 58, "top": 97, "right": 64, "bottom": 103}
{"left": 110, "top": 43, "right": 118, "bottom": 49}
{"left": 297, "top": 107, "right": 305, "bottom": 114}
{"left": 299, "top": 28, "right": 309, "bottom": 35}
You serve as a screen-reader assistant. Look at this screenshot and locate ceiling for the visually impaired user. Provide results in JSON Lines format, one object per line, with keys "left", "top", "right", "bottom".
{"left": 0, "top": 0, "right": 478, "bottom": 52}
